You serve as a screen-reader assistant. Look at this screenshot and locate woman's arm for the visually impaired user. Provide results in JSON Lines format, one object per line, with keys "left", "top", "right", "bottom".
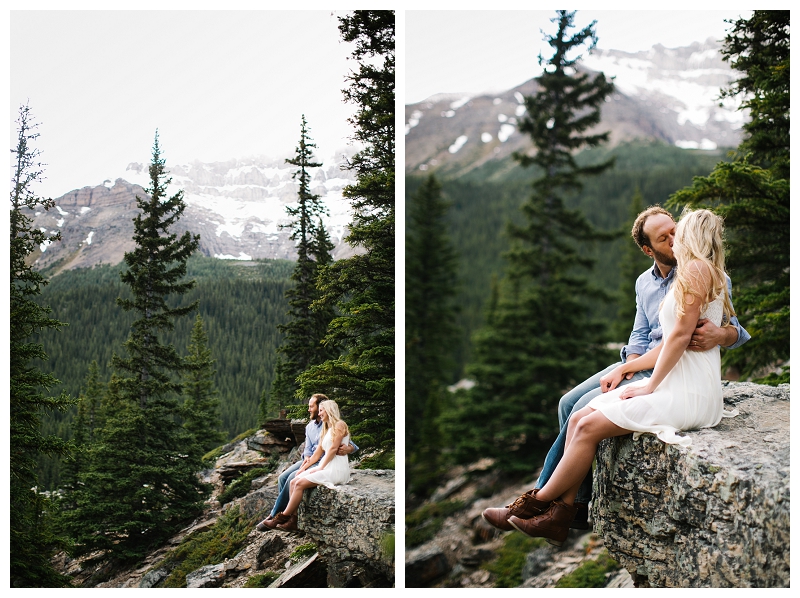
{"left": 620, "top": 261, "right": 709, "bottom": 399}
{"left": 600, "top": 344, "right": 663, "bottom": 392}
{"left": 298, "top": 442, "right": 325, "bottom": 473}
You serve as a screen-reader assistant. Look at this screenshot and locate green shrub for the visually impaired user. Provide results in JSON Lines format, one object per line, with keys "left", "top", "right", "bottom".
{"left": 483, "top": 533, "right": 546, "bottom": 588}
{"left": 380, "top": 532, "right": 395, "bottom": 562}
{"left": 358, "top": 449, "right": 395, "bottom": 470}
{"left": 217, "top": 457, "right": 279, "bottom": 506}
{"left": 405, "top": 499, "right": 465, "bottom": 548}
{"left": 158, "top": 506, "right": 257, "bottom": 588}
{"left": 289, "top": 542, "right": 317, "bottom": 562}
{"left": 555, "top": 549, "right": 620, "bottom": 588}
{"left": 243, "top": 572, "right": 280, "bottom": 587}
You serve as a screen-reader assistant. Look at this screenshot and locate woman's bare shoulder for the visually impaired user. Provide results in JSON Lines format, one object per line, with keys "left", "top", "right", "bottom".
{"left": 685, "top": 259, "right": 713, "bottom": 285}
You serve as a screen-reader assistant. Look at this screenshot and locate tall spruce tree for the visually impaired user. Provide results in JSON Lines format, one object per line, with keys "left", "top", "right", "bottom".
{"left": 65, "top": 133, "right": 208, "bottom": 564}
{"left": 297, "top": 10, "right": 395, "bottom": 458}
{"left": 9, "top": 103, "right": 75, "bottom": 587}
{"left": 668, "top": 11, "right": 789, "bottom": 382}
{"left": 270, "top": 116, "right": 336, "bottom": 410}
{"left": 60, "top": 360, "right": 105, "bottom": 506}
{"left": 182, "top": 313, "right": 225, "bottom": 455}
{"left": 442, "top": 11, "right": 616, "bottom": 472}
{"left": 405, "top": 175, "right": 459, "bottom": 493}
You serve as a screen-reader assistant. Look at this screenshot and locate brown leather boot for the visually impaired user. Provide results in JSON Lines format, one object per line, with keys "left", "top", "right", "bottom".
{"left": 276, "top": 511, "right": 298, "bottom": 532}
{"left": 255, "top": 516, "right": 274, "bottom": 532}
{"left": 481, "top": 489, "right": 551, "bottom": 532}
{"left": 507, "top": 499, "right": 578, "bottom": 547}
{"left": 263, "top": 511, "right": 291, "bottom": 530}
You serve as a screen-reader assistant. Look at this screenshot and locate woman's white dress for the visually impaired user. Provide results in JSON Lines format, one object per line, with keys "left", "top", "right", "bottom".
{"left": 588, "top": 287, "right": 736, "bottom": 447}
{"left": 298, "top": 430, "right": 351, "bottom": 488}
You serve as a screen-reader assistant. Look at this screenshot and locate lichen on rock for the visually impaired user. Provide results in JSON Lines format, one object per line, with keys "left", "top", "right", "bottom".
{"left": 593, "top": 381, "right": 789, "bottom": 588}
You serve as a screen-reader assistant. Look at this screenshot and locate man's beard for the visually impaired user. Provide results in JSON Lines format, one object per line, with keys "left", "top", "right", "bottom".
{"left": 651, "top": 247, "right": 677, "bottom": 268}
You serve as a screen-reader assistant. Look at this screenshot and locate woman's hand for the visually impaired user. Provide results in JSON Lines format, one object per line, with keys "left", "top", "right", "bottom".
{"left": 600, "top": 366, "right": 627, "bottom": 393}
{"left": 619, "top": 383, "right": 653, "bottom": 400}
{"left": 302, "top": 466, "right": 319, "bottom": 476}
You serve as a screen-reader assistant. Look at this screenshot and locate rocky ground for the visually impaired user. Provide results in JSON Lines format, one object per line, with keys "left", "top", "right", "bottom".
{"left": 54, "top": 431, "right": 345, "bottom": 588}
{"left": 405, "top": 461, "right": 634, "bottom": 589}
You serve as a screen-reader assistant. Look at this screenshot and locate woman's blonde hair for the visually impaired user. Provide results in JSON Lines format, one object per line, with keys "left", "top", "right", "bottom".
{"left": 320, "top": 399, "right": 348, "bottom": 440}
{"left": 673, "top": 209, "right": 735, "bottom": 323}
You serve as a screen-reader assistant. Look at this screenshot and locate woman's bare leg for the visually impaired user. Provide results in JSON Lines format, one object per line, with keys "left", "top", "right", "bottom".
{"left": 283, "top": 476, "right": 318, "bottom": 515}
{"left": 536, "top": 409, "right": 630, "bottom": 505}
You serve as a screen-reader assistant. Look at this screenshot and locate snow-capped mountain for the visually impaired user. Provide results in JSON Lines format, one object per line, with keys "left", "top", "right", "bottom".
{"left": 28, "top": 150, "right": 359, "bottom": 273}
{"left": 406, "top": 38, "right": 746, "bottom": 176}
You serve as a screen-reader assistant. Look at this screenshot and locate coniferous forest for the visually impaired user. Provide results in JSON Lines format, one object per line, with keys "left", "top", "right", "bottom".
{"left": 10, "top": 10, "right": 394, "bottom": 587}
{"left": 404, "top": 10, "right": 789, "bottom": 500}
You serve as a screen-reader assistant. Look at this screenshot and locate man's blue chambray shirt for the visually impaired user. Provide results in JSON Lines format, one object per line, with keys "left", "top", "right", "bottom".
{"left": 620, "top": 262, "right": 751, "bottom": 363}
{"left": 302, "top": 418, "right": 359, "bottom": 459}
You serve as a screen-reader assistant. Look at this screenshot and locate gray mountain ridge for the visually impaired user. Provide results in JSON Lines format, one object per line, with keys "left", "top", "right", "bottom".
{"left": 27, "top": 149, "right": 360, "bottom": 274}
{"left": 405, "top": 38, "right": 745, "bottom": 178}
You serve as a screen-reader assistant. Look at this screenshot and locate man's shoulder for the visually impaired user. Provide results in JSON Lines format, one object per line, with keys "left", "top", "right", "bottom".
{"left": 635, "top": 266, "right": 654, "bottom": 288}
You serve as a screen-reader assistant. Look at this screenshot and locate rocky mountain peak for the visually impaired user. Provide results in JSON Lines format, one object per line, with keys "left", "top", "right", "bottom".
{"left": 27, "top": 151, "right": 359, "bottom": 274}
{"left": 405, "top": 38, "right": 746, "bottom": 177}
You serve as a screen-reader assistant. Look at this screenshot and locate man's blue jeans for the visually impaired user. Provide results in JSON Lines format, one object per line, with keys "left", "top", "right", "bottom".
{"left": 535, "top": 362, "right": 652, "bottom": 504}
{"left": 270, "top": 458, "right": 320, "bottom": 517}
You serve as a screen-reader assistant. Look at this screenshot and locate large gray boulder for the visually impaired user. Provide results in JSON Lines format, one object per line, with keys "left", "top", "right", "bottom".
{"left": 593, "top": 381, "right": 789, "bottom": 587}
{"left": 300, "top": 469, "right": 395, "bottom": 587}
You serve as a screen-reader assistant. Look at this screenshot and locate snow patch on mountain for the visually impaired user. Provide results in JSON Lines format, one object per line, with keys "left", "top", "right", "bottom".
{"left": 583, "top": 39, "right": 746, "bottom": 142}
{"left": 111, "top": 152, "right": 354, "bottom": 251}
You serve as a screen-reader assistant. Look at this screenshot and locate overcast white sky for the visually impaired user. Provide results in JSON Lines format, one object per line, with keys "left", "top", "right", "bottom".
{"left": 10, "top": 10, "right": 358, "bottom": 199}
{"left": 406, "top": 9, "right": 754, "bottom": 104}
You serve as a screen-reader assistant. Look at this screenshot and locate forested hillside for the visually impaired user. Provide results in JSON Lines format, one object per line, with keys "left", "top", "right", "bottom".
{"left": 34, "top": 256, "right": 294, "bottom": 490}
{"left": 406, "top": 140, "right": 731, "bottom": 381}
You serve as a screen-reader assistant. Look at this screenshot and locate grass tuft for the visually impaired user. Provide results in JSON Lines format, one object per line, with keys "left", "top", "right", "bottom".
{"left": 244, "top": 572, "right": 280, "bottom": 587}
{"left": 405, "top": 499, "right": 465, "bottom": 548}
{"left": 555, "top": 549, "right": 620, "bottom": 588}
{"left": 156, "top": 505, "right": 257, "bottom": 588}
{"left": 482, "top": 533, "right": 547, "bottom": 588}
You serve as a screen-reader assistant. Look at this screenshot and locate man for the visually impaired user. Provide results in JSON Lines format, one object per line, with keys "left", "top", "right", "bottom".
{"left": 256, "top": 393, "right": 357, "bottom": 531}
{"left": 483, "top": 206, "right": 750, "bottom": 531}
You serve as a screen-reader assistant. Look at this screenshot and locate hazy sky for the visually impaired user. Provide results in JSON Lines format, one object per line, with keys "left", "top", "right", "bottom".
{"left": 406, "top": 10, "right": 753, "bottom": 104}
{"left": 10, "top": 10, "right": 358, "bottom": 199}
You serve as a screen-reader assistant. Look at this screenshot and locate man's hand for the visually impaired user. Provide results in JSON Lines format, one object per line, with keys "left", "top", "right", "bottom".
{"left": 600, "top": 366, "right": 627, "bottom": 393}
{"left": 336, "top": 443, "right": 354, "bottom": 456}
{"left": 689, "top": 319, "right": 735, "bottom": 351}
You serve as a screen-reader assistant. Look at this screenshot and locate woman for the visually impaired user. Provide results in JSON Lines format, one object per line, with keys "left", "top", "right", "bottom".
{"left": 504, "top": 209, "right": 738, "bottom": 546}
{"left": 268, "top": 399, "right": 351, "bottom": 531}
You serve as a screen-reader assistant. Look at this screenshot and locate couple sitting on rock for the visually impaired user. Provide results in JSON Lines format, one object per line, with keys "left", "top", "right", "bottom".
{"left": 482, "top": 207, "right": 750, "bottom": 546}
{"left": 256, "top": 393, "right": 357, "bottom": 532}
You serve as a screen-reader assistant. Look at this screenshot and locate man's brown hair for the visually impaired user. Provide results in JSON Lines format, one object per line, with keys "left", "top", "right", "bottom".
{"left": 310, "top": 393, "right": 328, "bottom": 407}
{"left": 631, "top": 205, "right": 673, "bottom": 249}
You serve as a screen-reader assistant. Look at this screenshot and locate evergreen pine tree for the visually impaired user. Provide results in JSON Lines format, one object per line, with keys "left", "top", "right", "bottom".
{"left": 443, "top": 11, "right": 616, "bottom": 472}
{"left": 66, "top": 133, "right": 208, "bottom": 564}
{"left": 405, "top": 175, "right": 459, "bottom": 493}
{"left": 668, "top": 11, "right": 789, "bottom": 382}
{"left": 270, "top": 116, "right": 336, "bottom": 411}
{"left": 613, "top": 188, "right": 654, "bottom": 341}
{"left": 298, "top": 10, "right": 395, "bottom": 458}
{"left": 259, "top": 388, "right": 275, "bottom": 424}
{"left": 9, "top": 103, "right": 75, "bottom": 587}
{"left": 60, "top": 360, "right": 105, "bottom": 505}
{"left": 182, "top": 313, "right": 225, "bottom": 455}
